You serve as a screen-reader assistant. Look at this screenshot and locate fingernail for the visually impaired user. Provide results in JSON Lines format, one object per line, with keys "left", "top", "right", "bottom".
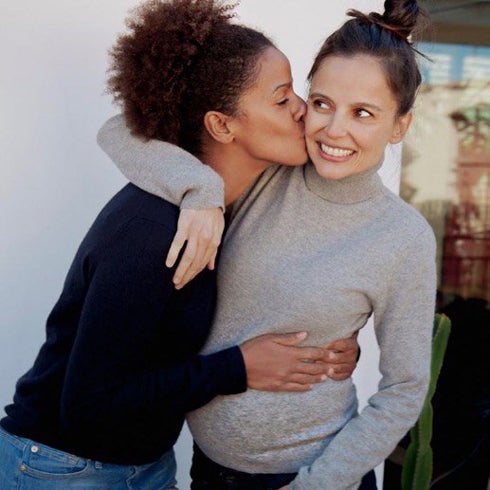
{"left": 328, "top": 368, "right": 334, "bottom": 376}
{"left": 320, "top": 375, "right": 327, "bottom": 381}
{"left": 296, "top": 332, "right": 307, "bottom": 339}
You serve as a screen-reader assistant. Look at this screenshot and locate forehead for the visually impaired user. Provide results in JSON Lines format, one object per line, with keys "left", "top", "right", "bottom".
{"left": 310, "top": 54, "right": 397, "bottom": 107}
{"left": 245, "top": 47, "right": 293, "bottom": 99}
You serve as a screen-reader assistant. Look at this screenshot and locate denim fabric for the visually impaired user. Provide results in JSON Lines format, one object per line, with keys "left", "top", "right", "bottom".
{"left": 190, "top": 443, "right": 378, "bottom": 490}
{"left": 0, "top": 427, "right": 177, "bottom": 489}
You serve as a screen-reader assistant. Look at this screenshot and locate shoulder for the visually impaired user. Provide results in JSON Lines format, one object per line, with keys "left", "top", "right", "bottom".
{"left": 362, "top": 189, "right": 437, "bottom": 276}
{"left": 248, "top": 164, "right": 301, "bottom": 196}
{"left": 381, "top": 188, "right": 436, "bottom": 250}
{"left": 94, "top": 184, "right": 180, "bottom": 234}
{"left": 79, "top": 185, "right": 180, "bottom": 262}
{"left": 253, "top": 164, "right": 291, "bottom": 187}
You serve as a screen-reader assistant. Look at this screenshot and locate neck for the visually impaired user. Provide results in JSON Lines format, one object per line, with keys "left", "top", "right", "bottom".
{"left": 200, "top": 143, "right": 270, "bottom": 206}
{"left": 304, "top": 160, "right": 384, "bottom": 204}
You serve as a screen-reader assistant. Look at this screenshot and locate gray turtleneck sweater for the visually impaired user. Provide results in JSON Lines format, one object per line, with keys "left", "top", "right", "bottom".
{"left": 98, "top": 115, "right": 437, "bottom": 490}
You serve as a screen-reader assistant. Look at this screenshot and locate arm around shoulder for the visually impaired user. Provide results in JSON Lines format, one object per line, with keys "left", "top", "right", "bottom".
{"left": 97, "top": 114, "right": 225, "bottom": 209}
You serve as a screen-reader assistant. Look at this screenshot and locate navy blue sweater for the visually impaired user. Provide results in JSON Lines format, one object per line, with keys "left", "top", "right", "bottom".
{"left": 1, "top": 184, "right": 246, "bottom": 465}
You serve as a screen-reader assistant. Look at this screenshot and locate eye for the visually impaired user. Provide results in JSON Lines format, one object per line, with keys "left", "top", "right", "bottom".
{"left": 277, "top": 98, "right": 289, "bottom": 106}
{"left": 312, "top": 99, "right": 331, "bottom": 111}
{"left": 356, "top": 108, "right": 372, "bottom": 118}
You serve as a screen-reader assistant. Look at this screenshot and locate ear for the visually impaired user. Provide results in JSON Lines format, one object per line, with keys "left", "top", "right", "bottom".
{"left": 203, "top": 111, "right": 235, "bottom": 144}
{"left": 390, "top": 111, "right": 412, "bottom": 144}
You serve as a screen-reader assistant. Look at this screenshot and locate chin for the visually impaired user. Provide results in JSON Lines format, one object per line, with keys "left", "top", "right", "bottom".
{"left": 298, "top": 154, "right": 309, "bottom": 165}
{"left": 288, "top": 153, "right": 309, "bottom": 166}
{"left": 312, "top": 160, "right": 348, "bottom": 180}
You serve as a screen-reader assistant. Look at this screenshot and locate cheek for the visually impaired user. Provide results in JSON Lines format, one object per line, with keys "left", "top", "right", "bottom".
{"left": 355, "top": 125, "right": 389, "bottom": 149}
{"left": 304, "top": 130, "right": 314, "bottom": 149}
{"left": 260, "top": 117, "right": 285, "bottom": 138}
{"left": 304, "top": 112, "right": 316, "bottom": 134}
{"left": 305, "top": 111, "right": 330, "bottom": 137}
{"left": 304, "top": 122, "right": 317, "bottom": 143}
{"left": 270, "top": 122, "right": 299, "bottom": 142}
{"left": 371, "top": 128, "right": 397, "bottom": 152}
{"left": 305, "top": 131, "right": 316, "bottom": 147}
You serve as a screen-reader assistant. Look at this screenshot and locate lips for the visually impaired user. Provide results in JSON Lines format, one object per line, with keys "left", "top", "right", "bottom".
{"left": 320, "top": 143, "right": 355, "bottom": 157}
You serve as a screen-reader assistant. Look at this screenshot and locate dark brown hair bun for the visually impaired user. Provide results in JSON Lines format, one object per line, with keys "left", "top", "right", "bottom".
{"left": 347, "top": 0, "right": 423, "bottom": 42}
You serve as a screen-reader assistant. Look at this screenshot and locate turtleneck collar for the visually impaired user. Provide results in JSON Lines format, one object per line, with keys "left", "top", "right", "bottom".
{"left": 303, "top": 159, "right": 385, "bottom": 204}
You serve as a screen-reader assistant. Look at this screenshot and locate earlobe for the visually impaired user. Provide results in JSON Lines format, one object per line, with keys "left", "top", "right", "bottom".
{"left": 203, "top": 111, "right": 235, "bottom": 144}
{"left": 390, "top": 111, "right": 412, "bottom": 144}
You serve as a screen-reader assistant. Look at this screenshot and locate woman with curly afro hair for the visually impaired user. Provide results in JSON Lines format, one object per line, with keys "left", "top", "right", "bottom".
{"left": 0, "top": 1, "right": 359, "bottom": 489}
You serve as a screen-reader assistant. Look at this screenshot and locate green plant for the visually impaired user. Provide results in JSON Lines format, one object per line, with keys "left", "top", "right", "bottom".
{"left": 401, "top": 313, "right": 452, "bottom": 490}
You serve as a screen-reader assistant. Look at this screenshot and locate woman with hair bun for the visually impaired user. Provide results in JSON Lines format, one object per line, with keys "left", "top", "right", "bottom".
{"left": 0, "top": 1, "right": 360, "bottom": 489}
{"left": 100, "top": 1, "right": 436, "bottom": 489}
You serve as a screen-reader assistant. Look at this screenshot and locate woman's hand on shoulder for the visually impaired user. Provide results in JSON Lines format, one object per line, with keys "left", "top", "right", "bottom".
{"left": 166, "top": 208, "right": 225, "bottom": 289}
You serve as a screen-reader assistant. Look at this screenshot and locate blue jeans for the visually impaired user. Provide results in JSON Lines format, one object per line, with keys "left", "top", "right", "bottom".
{"left": 191, "top": 444, "right": 378, "bottom": 490}
{"left": 0, "top": 427, "right": 177, "bottom": 489}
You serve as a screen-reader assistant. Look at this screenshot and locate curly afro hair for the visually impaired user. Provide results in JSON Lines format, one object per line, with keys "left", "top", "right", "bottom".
{"left": 107, "top": 0, "right": 274, "bottom": 156}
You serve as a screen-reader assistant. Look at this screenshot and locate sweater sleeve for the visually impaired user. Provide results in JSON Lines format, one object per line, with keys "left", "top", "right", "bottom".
{"left": 291, "top": 226, "right": 437, "bottom": 490}
{"left": 97, "top": 114, "right": 225, "bottom": 210}
{"left": 60, "top": 217, "right": 246, "bottom": 431}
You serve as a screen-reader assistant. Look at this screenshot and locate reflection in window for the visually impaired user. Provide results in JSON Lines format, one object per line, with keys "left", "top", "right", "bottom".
{"left": 420, "top": 42, "right": 490, "bottom": 83}
{"left": 391, "top": 40, "right": 490, "bottom": 490}
{"left": 402, "top": 43, "right": 490, "bottom": 304}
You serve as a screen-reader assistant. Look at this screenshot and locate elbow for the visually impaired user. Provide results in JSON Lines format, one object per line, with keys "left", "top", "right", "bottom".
{"left": 402, "top": 373, "right": 431, "bottom": 427}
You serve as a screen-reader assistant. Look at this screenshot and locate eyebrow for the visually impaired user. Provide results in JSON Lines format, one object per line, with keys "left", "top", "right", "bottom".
{"left": 309, "top": 92, "right": 383, "bottom": 112}
{"left": 273, "top": 82, "right": 292, "bottom": 93}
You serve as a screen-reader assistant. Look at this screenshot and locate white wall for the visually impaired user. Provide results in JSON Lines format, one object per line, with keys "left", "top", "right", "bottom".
{"left": 1, "top": 1, "right": 390, "bottom": 489}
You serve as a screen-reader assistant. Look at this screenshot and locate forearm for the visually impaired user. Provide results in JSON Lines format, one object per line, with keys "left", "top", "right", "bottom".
{"left": 61, "top": 345, "right": 246, "bottom": 429}
{"left": 97, "top": 114, "right": 225, "bottom": 209}
{"left": 290, "top": 374, "right": 430, "bottom": 489}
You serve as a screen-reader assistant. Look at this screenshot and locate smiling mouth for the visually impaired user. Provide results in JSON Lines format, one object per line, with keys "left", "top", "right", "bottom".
{"left": 320, "top": 143, "right": 355, "bottom": 158}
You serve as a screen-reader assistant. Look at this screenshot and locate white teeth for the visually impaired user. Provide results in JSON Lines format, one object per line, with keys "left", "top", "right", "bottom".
{"left": 320, "top": 143, "right": 354, "bottom": 157}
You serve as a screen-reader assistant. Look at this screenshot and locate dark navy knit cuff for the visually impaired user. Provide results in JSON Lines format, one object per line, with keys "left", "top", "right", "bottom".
{"left": 206, "top": 346, "right": 247, "bottom": 395}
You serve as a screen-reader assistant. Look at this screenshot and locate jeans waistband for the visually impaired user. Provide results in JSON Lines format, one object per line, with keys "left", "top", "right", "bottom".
{"left": 0, "top": 426, "right": 27, "bottom": 451}
{"left": 0, "top": 426, "right": 86, "bottom": 466}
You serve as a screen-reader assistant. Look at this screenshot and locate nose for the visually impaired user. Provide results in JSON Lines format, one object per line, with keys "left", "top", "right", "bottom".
{"left": 292, "top": 94, "right": 306, "bottom": 122}
{"left": 325, "top": 112, "right": 347, "bottom": 139}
